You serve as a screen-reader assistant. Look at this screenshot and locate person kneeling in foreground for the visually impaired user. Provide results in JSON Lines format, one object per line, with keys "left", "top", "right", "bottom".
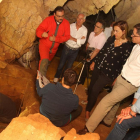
{"left": 106, "top": 87, "right": 140, "bottom": 140}
{"left": 36, "top": 68, "right": 82, "bottom": 127}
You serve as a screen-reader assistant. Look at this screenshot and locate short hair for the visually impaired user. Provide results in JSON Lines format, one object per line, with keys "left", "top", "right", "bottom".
{"left": 113, "top": 20, "right": 128, "bottom": 39}
{"left": 96, "top": 20, "right": 106, "bottom": 29}
{"left": 78, "top": 13, "right": 86, "bottom": 20}
{"left": 63, "top": 68, "right": 77, "bottom": 86}
{"left": 54, "top": 6, "right": 64, "bottom": 14}
{"left": 134, "top": 23, "right": 140, "bottom": 36}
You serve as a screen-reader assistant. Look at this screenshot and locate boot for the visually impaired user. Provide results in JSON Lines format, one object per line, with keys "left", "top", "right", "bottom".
{"left": 40, "top": 59, "right": 49, "bottom": 77}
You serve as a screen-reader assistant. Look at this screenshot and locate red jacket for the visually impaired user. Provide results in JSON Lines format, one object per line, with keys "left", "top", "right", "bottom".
{"left": 36, "top": 15, "right": 70, "bottom": 55}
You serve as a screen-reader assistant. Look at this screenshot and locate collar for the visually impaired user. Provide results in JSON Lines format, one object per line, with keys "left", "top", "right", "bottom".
{"left": 53, "top": 16, "right": 62, "bottom": 25}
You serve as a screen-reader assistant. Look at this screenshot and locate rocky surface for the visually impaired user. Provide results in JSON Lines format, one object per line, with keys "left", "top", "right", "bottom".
{"left": 0, "top": 62, "right": 39, "bottom": 114}
{"left": 1, "top": 0, "right": 140, "bottom": 65}
{"left": 64, "top": 0, "right": 120, "bottom": 23}
{"left": 63, "top": 128, "right": 100, "bottom": 140}
{"left": 0, "top": 113, "right": 100, "bottom": 140}
{"left": 0, "top": 0, "right": 121, "bottom": 65}
{"left": 114, "top": 0, "right": 140, "bottom": 29}
{"left": 0, "top": 113, "right": 66, "bottom": 140}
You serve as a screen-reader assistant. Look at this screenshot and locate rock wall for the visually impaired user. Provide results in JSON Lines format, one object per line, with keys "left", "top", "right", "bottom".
{"left": 114, "top": 0, "right": 140, "bottom": 30}
{"left": 64, "top": 0, "right": 120, "bottom": 23}
{"left": 0, "top": 0, "right": 67, "bottom": 64}
{"left": 0, "top": 0, "right": 120, "bottom": 65}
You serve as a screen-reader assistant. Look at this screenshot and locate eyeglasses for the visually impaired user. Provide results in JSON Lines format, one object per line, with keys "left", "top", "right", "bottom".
{"left": 131, "top": 33, "right": 140, "bottom": 37}
{"left": 55, "top": 14, "right": 64, "bottom": 18}
{"left": 94, "top": 25, "right": 102, "bottom": 29}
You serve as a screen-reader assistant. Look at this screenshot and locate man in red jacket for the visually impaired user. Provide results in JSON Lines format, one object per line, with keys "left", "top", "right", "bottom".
{"left": 36, "top": 6, "right": 70, "bottom": 77}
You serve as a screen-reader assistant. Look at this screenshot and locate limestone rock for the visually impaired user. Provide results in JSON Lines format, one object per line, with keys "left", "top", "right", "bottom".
{"left": 0, "top": 0, "right": 43, "bottom": 62}
{"left": 0, "top": 113, "right": 66, "bottom": 140}
{"left": 0, "top": 63, "right": 38, "bottom": 113}
{"left": 0, "top": 113, "right": 100, "bottom": 140}
{"left": 114, "top": 0, "right": 140, "bottom": 30}
{"left": 0, "top": 60, "right": 7, "bottom": 68}
{"left": 64, "top": 128, "right": 100, "bottom": 140}
{"left": 64, "top": 0, "right": 120, "bottom": 23}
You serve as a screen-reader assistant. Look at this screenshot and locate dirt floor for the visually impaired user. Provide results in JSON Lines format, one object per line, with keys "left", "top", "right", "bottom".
{"left": 0, "top": 56, "right": 140, "bottom": 140}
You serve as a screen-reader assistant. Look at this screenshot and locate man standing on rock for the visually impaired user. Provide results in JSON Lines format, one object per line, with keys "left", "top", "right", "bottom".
{"left": 36, "top": 6, "right": 70, "bottom": 77}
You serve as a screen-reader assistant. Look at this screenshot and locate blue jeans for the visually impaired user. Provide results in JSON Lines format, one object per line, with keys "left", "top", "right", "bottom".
{"left": 123, "top": 127, "right": 140, "bottom": 140}
{"left": 106, "top": 114, "right": 140, "bottom": 140}
{"left": 55, "top": 44, "right": 79, "bottom": 78}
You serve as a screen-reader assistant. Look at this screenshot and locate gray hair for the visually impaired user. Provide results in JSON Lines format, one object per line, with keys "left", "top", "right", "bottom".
{"left": 77, "top": 13, "right": 86, "bottom": 20}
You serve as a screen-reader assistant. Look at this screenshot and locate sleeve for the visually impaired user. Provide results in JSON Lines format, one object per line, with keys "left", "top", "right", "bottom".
{"left": 134, "top": 87, "right": 140, "bottom": 99}
{"left": 77, "top": 28, "right": 88, "bottom": 46}
{"left": 36, "top": 18, "right": 49, "bottom": 39}
{"left": 96, "top": 35, "right": 106, "bottom": 50}
{"left": 131, "top": 96, "right": 140, "bottom": 114}
{"left": 55, "top": 21, "right": 70, "bottom": 43}
{"left": 87, "top": 32, "right": 93, "bottom": 45}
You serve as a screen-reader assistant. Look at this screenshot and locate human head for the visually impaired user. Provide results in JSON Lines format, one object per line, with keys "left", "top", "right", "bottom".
{"left": 94, "top": 20, "right": 106, "bottom": 35}
{"left": 113, "top": 20, "right": 128, "bottom": 39}
{"left": 54, "top": 6, "right": 64, "bottom": 23}
{"left": 131, "top": 23, "right": 140, "bottom": 44}
{"left": 76, "top": 13, "right": 86, "bottom": 27}
{"left": 63, "top": 68, "right": 77, "bottom": 86}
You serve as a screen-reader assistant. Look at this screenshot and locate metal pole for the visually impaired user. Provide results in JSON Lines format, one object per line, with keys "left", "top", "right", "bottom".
{"left": 73, "top": 61, "right": 86, "bottom": 94}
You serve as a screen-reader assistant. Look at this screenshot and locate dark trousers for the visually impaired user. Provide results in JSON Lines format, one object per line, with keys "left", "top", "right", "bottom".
{"left": 71, "top": 105, "right": 82, "bottom": 121}
{"left": 55, "top": 44, "right": 79, "bottom": 78}
{"left": 79, "top": 61, "right": 92, "bottom": 85}
{"left": 86, "top": 68, "right": 113, "bottom": 112}
{"left": 123, "top": 127, "right": 140, "bottom": 140}
{"left": 63, "top": 105, "right": 82, "bottom": 126}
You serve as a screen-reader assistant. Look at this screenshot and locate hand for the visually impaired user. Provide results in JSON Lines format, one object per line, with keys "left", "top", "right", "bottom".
{"left": 70, "top": 36, "right": 77, "bottom": 42}
{"left": 117, "top": 114, "right": 132, "bottom": 124}
{"left": 36, "top": 71, "right": 39, "bottom": 79}
{"left": 120, "top": 107, "right": 131, "bottom": 116}
{"left": 90, "top": 62, "right": 95, "bottom": 70}
{"left": 42, "top": 32, "right": 48, "bottom": 38}
{"left": 70, "top": 36, "right": 74, "bottom": 40}
{"left": 49, "top": 35, "right": 55, "bottom": 41}
{"left": 86, "top": 58, "right": 91, "bottom": 62}
{"left": 112, "top": 79, "right": 116, "bottom": 86}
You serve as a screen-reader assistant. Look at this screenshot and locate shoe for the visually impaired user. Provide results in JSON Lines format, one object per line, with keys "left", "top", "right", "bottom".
{"left": 53, "top": 78, "right": 59, "bottom": 83}
{"left": 100, "top": 121, "right": 111, "bottom": 127}
{"left": 77, "top": 126, "right": 89, "bottom": 135}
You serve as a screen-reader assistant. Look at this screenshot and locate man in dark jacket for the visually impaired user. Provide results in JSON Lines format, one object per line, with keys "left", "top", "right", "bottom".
{"left": 36, "top": 68, "right": 82, "bottom": 127}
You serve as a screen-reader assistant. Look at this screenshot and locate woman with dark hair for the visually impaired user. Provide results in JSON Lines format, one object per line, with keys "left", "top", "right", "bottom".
{"left": 85, "top": 20, "right": 133, "bottom": 123}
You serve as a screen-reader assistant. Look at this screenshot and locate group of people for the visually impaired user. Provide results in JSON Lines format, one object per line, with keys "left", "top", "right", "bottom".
{"left": 36, "top": 6, "right": 140, "bottom": 140}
